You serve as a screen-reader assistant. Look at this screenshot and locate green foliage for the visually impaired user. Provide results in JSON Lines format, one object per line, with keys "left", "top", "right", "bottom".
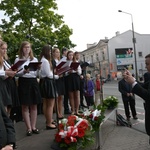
{"left": 0, "top": 0, "right": 76, "bottom": 62}
{"left": 103, "top": 96, "right": 119, "bottom": 109}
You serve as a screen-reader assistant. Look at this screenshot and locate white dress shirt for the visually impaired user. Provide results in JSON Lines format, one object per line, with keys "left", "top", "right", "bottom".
{"left": 15, "top": 57, "right": 38, "bottom": 78}
{"left": 40, "top": 56, "right": 59, "bottom": 79}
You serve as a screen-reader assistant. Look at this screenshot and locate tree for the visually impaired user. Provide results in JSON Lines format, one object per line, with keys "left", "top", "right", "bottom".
{"left": 0, "top": 0, "right": 76, "bottom": 62}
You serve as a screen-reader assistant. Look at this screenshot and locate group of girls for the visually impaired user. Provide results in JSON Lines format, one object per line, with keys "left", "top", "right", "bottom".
{"left": 0, "top": 40, "right": 82, "bottom": 136}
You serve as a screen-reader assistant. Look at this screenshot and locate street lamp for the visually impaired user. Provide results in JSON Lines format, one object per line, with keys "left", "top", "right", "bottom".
{"left": 118, "top": 10, "right": 138, "bottom": 80}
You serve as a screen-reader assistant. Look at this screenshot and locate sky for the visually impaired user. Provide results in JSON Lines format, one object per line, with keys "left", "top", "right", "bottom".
{"left": 0, "top": 0, "right": 150, "bottom": 52}
{"left": 56, "top": 0, "right": 150, "bottom": 51}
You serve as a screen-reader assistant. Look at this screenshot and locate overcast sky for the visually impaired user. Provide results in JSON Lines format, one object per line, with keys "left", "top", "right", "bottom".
{"left": 0, "top": 0, "right": 150, "bottom": 52}
{"left": 56, "top": 0, "right": 150, "bottom": 51}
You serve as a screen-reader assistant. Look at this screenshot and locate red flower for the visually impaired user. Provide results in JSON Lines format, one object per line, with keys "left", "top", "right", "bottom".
{"left": 94, "top": 116, "right": 98, "bottom": 121}
{"left": 89, "top": 114, "right": 93, "bottom": 118}
{"left": 77, "top": 120, "right": 88, "bottom": 130}
{"left": 58, "top": 123, "right": 64, "bottom": 130}
{"left": 55, "top": 133, "right": 62, "bottom": 142}
{"left": 64, "top": 136, "right": 72, "bottom": 144}
{"left": 67, "top": 115, "right": 77, "bottom": 126}
{"left": 78, "top": 128, "right": 85, "bottom": 138}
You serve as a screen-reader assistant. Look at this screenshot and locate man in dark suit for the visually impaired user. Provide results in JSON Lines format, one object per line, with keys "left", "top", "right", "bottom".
{"left": 0, "top": 94, "right": 16, "bottom": 149}
{"left": 118, "top": 75, "right": 138, "bottom": 121}
{"left": 124, "top": 53, "right": 150, "bottom": 136}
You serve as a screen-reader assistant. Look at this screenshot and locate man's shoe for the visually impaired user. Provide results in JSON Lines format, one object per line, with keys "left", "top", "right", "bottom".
{"left": 127, "top": 117, "right": 130, "bottom": 121}
{"left": 133, "top": 116, "right": 138, "bottom": 120}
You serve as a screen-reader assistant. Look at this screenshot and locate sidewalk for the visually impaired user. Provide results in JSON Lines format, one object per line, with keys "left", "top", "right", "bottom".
{"left": 15, "top": 114, "right": 150, "bottom": 150}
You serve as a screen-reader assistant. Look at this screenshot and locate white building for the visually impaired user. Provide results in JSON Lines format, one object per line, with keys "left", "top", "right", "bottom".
{"left": 81, "top": 30, "right": 150, "bottom": 79}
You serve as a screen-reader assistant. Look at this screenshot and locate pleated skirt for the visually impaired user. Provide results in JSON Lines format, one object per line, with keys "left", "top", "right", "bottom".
{"left": 18, "top": 77, "right": 42, "bottom": 105}
{"left": 67, "top": 73, "right": 80, "bottom": 92}
{"left": 55, "top": 77, "right": 65, "bottom": 96}
{"left": 4, "top": 77, "right": 20, "bottom": 107}
{"left": 0, "top": 78, "right": 12, "bottom": 106}
{"left": 39, "top": 77, "right": 56, "bottom": 99}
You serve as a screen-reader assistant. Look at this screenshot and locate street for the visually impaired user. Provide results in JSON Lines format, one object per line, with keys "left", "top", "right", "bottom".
{"left": 103, "top": 81, "right": 146, "bottom": 133}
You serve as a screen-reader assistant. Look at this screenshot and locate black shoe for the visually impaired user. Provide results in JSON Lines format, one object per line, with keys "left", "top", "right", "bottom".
{"left": 46, "top": 125, "right": 57, "bottom": 130}
{"left": 58, "top": 116, "right": 64, "bottom": 120}
{"left": 81, "top": 104, "right": 88, "bottom": 108}
{"left": 32, "top": 128, "right": 40, "bottom": 134}
{"left": 26, "top": 130, "right": 32, "bottom": 136}
{"left": 133, "top": 116, "right": 138, "bottom": 120}
{"left": 64, "top": 110, "right": 71, "bottom": 114}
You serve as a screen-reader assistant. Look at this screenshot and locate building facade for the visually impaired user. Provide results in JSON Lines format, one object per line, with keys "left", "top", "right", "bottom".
{"left": 80, "top": 30, "right": 150, "bottom": 79}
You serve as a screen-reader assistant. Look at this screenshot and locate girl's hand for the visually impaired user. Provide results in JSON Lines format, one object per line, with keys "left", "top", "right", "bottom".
{"left": 5, "top": 70, "right": 16, "bottom": 77}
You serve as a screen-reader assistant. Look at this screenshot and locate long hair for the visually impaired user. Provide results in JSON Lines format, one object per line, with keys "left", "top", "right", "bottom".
{"left": 0, "top": 41, "right": 8, "bottom": 60}
{"left": 73, "top": 51, "right": 80, "bottom": 62}
{"left": 66, "top": 50, "right": 74, "bottom": 61}
{"left": 0, "top": 40, "right": 4, "bottom": 68}
{"left": 18, "top": 41, "right": 34, "bottom": 60}
{"left": 40, "top": 44, "right": 52, "bottom": 68}
{"left": 52, "top": 47, "right": 60, "bottom": 60}
{"left": 0, "top": 52, "right": 2, "bottom": 68}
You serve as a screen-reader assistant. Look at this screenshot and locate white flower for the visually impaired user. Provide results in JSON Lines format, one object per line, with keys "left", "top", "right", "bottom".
{"left": 92, "top": 109, "right": 101, "bottom": 121}
{"left": 83, "top": 109, "right": 91, "bottom": 116}
{"left": 61, "top": 118, "right": 68, "bottom": 125}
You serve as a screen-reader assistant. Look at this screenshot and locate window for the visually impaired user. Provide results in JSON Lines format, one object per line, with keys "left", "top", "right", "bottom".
{"left": 138, "top": 52, "right": 143, "bottom": 57}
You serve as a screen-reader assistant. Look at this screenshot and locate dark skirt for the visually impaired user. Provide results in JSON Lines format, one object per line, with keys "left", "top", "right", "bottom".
{"left": 4, "top": 77, "right": 20, "bottom": 107}
{"left": 67, "top": 73, "right": 80, "bottom": 92}
{"left": 39, "top": 77, "right": 56, "bottom": 99}
{"left": 55, "top": 77, "right": 65, "bottom": 96}
{"left": 0, "top": 78, "right": 12, "bottom": 106}
{"left": 18, "top": 77, "right": 42, "bottom": 105}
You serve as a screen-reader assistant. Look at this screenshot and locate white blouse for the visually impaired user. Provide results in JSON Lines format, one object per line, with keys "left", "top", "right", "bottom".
{"left": 0, "top": 60, "right": 11, "bottom": 78}
{"left": 15, "top": 57, "right": 39, "bottom": 78}
{"left": 65, "top": 60, "right": 82, "bottom": 76}
{"left": 40, "top": 56, "right": 59, "bottom": 79}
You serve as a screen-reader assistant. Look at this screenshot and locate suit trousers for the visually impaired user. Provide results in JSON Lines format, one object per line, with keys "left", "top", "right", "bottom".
{"left": 123, "top": 97, "right": 137, "bottom": 118}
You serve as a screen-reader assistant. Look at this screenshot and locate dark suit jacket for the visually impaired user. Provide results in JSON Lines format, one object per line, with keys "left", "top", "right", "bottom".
{"left": 0, "top": 96, "right": 16, "bottom": 149}
{"left": 132, "top": 81, "right": 150, "bottom": 135}
{"left": 118, "top": 79, "right": 135, "bottom": 101}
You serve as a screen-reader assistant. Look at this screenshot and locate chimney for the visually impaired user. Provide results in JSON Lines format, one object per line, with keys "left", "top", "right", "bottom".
{"left": 115, "top": 31, "right": 120, "bottom": 36}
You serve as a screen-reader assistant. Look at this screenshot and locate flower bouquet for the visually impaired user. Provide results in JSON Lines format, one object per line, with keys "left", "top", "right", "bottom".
{"left": 55, "top": 115, "right": 94, "bottom": 150}
{"left": 81, "top": 104, "right": 106, "bottom": 132}
{"left": 103, "top": 95, "right": 119, "bottom": 109}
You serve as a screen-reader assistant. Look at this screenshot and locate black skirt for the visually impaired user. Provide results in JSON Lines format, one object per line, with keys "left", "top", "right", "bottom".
{"left": 4, "top": 77, "right": 20, "bottom": 107}
{"left": 55, "top": 77, "right": 65, "bottom": 96}
{"left": 0, "top": 78, "right": 12, "bottom": 106}
{"left": 67, "top": 73, "right": 80, "bottom": 92}
{"left": 18, "top": 77, "right": 42, "bottom": 105}
{"left": 39, "top": 77, "right": 56, "bottom": 99}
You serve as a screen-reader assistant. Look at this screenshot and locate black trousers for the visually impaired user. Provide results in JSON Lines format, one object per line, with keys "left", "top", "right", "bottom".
{"left": 123, "top": 97, "right": 137, "bottom": 118}
{"left": 63, "top": 76, "right": 70, "bottom": 112}
{"left": 85, "top": 96, "right": 94, "bottom": 107}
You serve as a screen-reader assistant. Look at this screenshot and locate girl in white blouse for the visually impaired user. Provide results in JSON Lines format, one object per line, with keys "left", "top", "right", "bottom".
{"left": 15, "top": 41, "right": 42, "bottom": 136}
{"left": 65, "top": 51, "right": 82, "bottom": 115}
{"left": 0, "top": 41, "right": 17, "bottom": 114}
{"left": 39, "top": 45, "right": 59, "bottom": 130}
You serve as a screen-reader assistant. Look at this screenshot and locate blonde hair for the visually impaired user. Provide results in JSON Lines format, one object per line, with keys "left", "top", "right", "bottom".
{"left": 0, "top": 41, "right": 6, "bottom": 67}
{"left": 18, "top": 41, "right": 34, "bottom": 60}
{"left": 52, "top": 47, "right": 60, "bottom": 60}
{"left": 0, "top": 41, "right": 8, "bottom": 60}
{"left": 86, "top": 73, "right": 91, "bottom": 79}
{"left": 0, "top": 52, "right": 2, "bottom": 68}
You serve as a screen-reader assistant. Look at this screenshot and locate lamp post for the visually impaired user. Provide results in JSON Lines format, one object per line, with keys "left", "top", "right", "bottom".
{"left": 118, "top": 10, "right": 138, "bottom": 80}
